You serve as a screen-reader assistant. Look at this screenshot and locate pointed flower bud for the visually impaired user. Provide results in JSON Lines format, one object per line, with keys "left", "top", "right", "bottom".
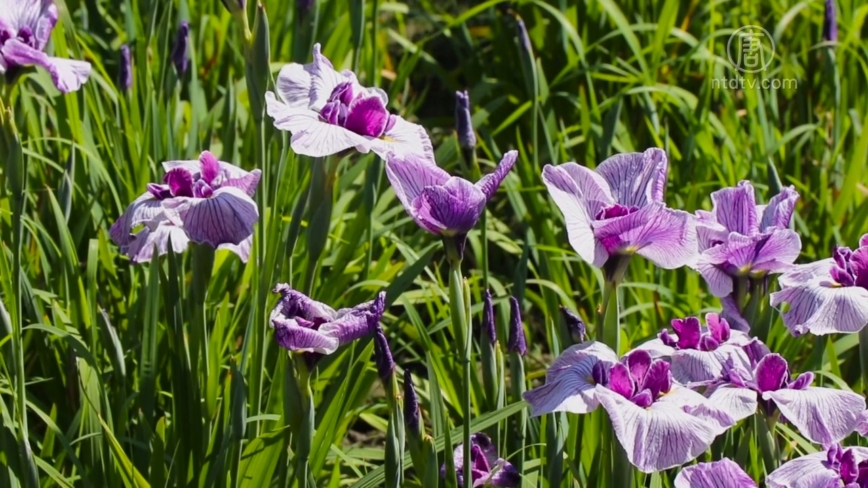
{"left": 220, "top": 0, "right": 246, "bottom": 14}
{"left": 119, "top": 45, "right": 132, "bottom": 92}
{"left": 560, "top": 306, "right": 586, "bottom": 342}
{"left": 507, "top": 297, "right": 527, "bottom": 356}
{"left": 172, "top": 21, "right": 190, "bottom": 76}
{"left": 515, "top": 17, "right": 532, "bottom": 53}
{"left": 373, "top": 326, "right": 395, "bottom": 382}
{"left": 455, "top": 90, "right": 476, "bottom": 151}
{"left": 403, "top": 369, "right": 420, "bottom": 435}
{"left": 823, "top": 0, "right": 838, "bottom": 42}
{"left": 481, "top": 290, "right": 496, "bottom": 344}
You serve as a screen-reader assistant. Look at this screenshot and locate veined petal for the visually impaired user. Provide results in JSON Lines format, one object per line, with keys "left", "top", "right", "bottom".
{"left": 374, "top": 116, "right": 436, "bottom": 165}
{"left": 595, "top": 148, "right": 668, "bottom": 207}
{"left": 766, "top": 451, "right": 852, "bottom": 488}
{"left": 384, "top": 155, "right": 450, "bottom": 213}
{"left": 1, "top": 39, "right": 91, "bottom": 93}
{"left": 670, "top": 346, "right": 752, "bottom": 384}
{"left": 674, "top": 459, "right": 757, "bottom": 488}
{"left": 632, "top": 338, "right": 676, "bottom": 359}
{"left": 110, "top": 192, "right": 164, "bottom": 247}
{"left": 265, "top": 92, "right": 374, "bottom": 157}
{"left": 475, "top": 150, "right": 518, "bottom": 201}
{"left": 415, "top": 178, "right": 486, "bottom": 235}
{"left": 217, "top": 235, "right": 252, "bottom": 262}
{"left": 705, "top": 385, "right": 758, "bottom": 423}
{"left": 770, "top": 282, "right": 868, "bottom": 336}
{"left": 596, "top": 385, "right": 722, "bottom": 473}
{"left": 695, "top": 257, "right": 735, "bottom": 297}
{"left": 541, "top": 164, "right": 608, "bottom": 267}
{"left": 523, "top": 341, "right": 618, "bottom": 416}
{"left": 763, "top": 387, "right": 865, "bottom": 445}
{"left": 696, "top": 210, "right": 729, "bottom": 251}
{"left": 306, "top": 43, "right": 348, "bottom": 111}
{"left": 777, "top": 258, "right": 836, "bottom": 288}
{"left": 166, "top": 186, "right": 259, "bottom": 248}
{"left": 275, "top": 62, "right": 313, "bottom": 109}
{"left": 759, "top": 186, "right": 799, "bottom": 231}
{"left": 0, "top": 0, "right": 56, "bottom": 37}
{"left": 271, "top": 316, "right": 339, "bottom": 354}
{"left": 710, "top": 181, "right": 759, "bottom": 235}
{"left": 126, "top": 220, "right": 189, "bottom": 263}
{"left": 702, "top": 230, "right": 801, "bottom": 274}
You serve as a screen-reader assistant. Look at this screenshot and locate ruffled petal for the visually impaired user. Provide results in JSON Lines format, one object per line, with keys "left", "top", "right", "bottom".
{"left": 632, "top": 338, "right": 676, "bottom": 359}
{"left": 710, "top": 181, "right": 758, "bottom": 235}
{"left": 523, "top": 341, "right": 618, "bottom": 416}
{"left": 674, "top": 458, "right": 758, "bottom": 488}
{"left": 670, "top": 346, "right": 752, "bottom": 384}
{"left": 777, "top": 258, "right": 836, "bottom": 288}
{"left": 595, "top": 148, "right": 668, "bottom": 207}
{"left": 384, "top": 155, "right": 451, "bottom": 214}
{"left": 271, "top": 316, "right": 339, "bottom": 354}
{"left": 763, "top": 386, "right": 865, "bottom": 444}
{"left": 1, "top": 0, "right": 56, "bottom": 39}
{"left": 1, "top": 39, "right": 90, "bottom": 93}
{"left": 164, "top": 187, "right": 259, "bottom": 248}
{"left": 766, "top": 451, "right": 845, "bottom": 488}
{"left": 110, "top": 192, "right": 163, "bottom": 247}
{"left": 541, "top": 164, "right": 608, "bottom": 267}
{"left": 695, "top": 258, "right": 735, "bottom": 297}
{"left": 596, "top": 385, "right": 723, "bottom": 473}
{"left": 700, "top": 230, "right": 801, "bottom": 276}
{"left": 374, "top": 116, "right": 436, "bottom": 165}
{"left": 126, "top": 220, "right": 189, "bottom": 263}
{"left": 275, "top": 61, "right": 313, "bottom": 109}
{"left": 770, "top": 282, "right": 868, "bottom": 336}
{"left": 217, "top": 235, "right": 252, "bottom": 262}
{"left": 705, "top": 385, "right": 758, "bottom": 423}
{"left": 759, "top": 186, "right": 799, "bottom": 231}
{"left": 415, "top": 178, "right": 486, "bottom": 235}
{"left": 475, "top": 151, "right": 517, "bottom": 201}
{"left": 306, "top": 43, "right": 348, "bottom": 111}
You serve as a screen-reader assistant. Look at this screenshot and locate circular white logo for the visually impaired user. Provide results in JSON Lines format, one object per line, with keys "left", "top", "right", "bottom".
{"left": 727, "top": 26, "right": 775, "bottom": 73}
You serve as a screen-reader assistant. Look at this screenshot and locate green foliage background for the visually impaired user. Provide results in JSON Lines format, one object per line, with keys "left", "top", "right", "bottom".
{"left": 1, "top": 0, "right": 867, "bottom": 486}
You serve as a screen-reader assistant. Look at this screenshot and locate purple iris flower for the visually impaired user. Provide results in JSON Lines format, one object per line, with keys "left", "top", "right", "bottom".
{"left": 694, "top": 181, "right": 800, "bottom": 299}
{"left": 441, "top": 433, "right": 520, "bottom": 488}
{"left": 770, "top": 234, "right": 868, "bottom": 336}
{"left": 541, "top": 148, "right": 697, "bottom": 274}
{"left": 674, "top": 458, "right": 757, "bottom": 488}
{"left": 384, "top": 151, "right": 516, "bottom": 238}
{"left": 110, "top": 151, "right": 261, "bottom": 263}
{"left": 119, "top": 45, "right": 132, "bottom": 92}
{"left": 524, "top": 344, "right": 735, "bottom": 472}
{"left": 0, "top": 0, "right": 91, "bottom": 93}
{"left": 823, "top": 0, "right": 838, "bottom": 43}
{"left": 265, "top": 43, "right": 434, "bottom": 162}
{"left": 269, "top": 284, "right": 385, "bottom": 355}
{"left": 172, "top": 21, "right": 190, "bottom": 76}
{"left": 455, "top": 90, "right": 476, "bottom": 151}
{"left": 767, "top": 444, "right": 868, "bottom": 488}
{"left": 636, "top": 313, "right": 753, "bottom": 384}
{"left": 705, "top": 353, "right": 865, "bottom": 445}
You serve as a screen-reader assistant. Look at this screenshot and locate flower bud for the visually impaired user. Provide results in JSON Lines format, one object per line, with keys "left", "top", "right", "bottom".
{"left": 823, "top": 0, "right": 838, "bottom": 42}
{"left": 119, "top": 45, "right": 132, "bottom": 92}
{"left": 481, "top": 290, "right": 496, "bottom": 344}
{"left": 220, "top": 0, "right": 246, "bottom": 15}
{"left": 172, "top": 21, "right": 190, "bottom": 76}
{"left": 455, "top": 90, "right": 476, "bottom": 151}
{"left": 373, "top": 326, "right": 395, "bottom": 381}
{"left": 403, "top": 369, "right": 420, "bottom": 435}
{"left": 507, "top": 296, "right": 527, "bottom": 356}
{"left": 515, "top": 17, "right": 532, "bottom": 53}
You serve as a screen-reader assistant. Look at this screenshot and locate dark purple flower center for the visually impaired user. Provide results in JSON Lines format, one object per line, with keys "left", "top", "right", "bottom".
{"left": 659, "top": 314, "right": 731, "bottom": 352}
{"left": 319, "top": 82, "right": 397, "bottom": 138}
{"left": 148, "top": 152, "right": 224, "bottom": 201}
{"left": 825, "top": 445, "right": 868, "bottom": 486}
{"left": 595, "top": 203, "right": 639, "bottom": 221}
{"left": 601, "top": 350, "right": 672, "bottom": 408}
{"left": 0, "top": 26, "right": 37, "bottom": 49}
{"left": 831, "top": 244, "right": 868, "bottom": 290}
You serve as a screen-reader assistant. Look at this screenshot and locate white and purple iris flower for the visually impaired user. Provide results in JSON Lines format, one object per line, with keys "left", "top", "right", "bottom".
{"left": 442, "top": 433, "right": 520, "bottom": 488}
{"left": 524, "top": 344, "right": 735, "bottom": 472}
{"left": 770, "top": 234, "right": 868, "bottom": 336}
{"left": 766, "top": 444, "right": 868, "bottom": 488}
{"left": 541, "top": 148, "right": 697, "bottom": 274}
{"left": 265, "top": 43, "right": 434, "bottom": 162}
{"left": 705, "top": 353, "right": 865, "bottom": 445}
{"left": 269, "top": 284, "right": 385, "bottom": 355}
{"left": 110, "top": 151, "right": 261, "bottom": 263}
{"left": 0, "top": 0, "right": 91, "bottom": 93}
{"left": 674, "top": 458, "right": 757, "bottom": 488}
{"left": 384, "top": 151, "right": 517, "bottom": 238}
{"left": 636, "top": 313, "right": 752, "bottom": 384}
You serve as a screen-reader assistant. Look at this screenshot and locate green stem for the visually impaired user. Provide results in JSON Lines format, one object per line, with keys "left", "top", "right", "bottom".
{"left": 598, "top": 280, "right": 621, "bottom": 353}
{"left": 295, "top": 357, "right": 314, "bottom": 488}
{"left": 445, "top": 238, "right": 471, "bottom": 488}
{"left": 859, "top": 327, "right": 868, "bottom": 395}
{"left": 756, "top": 413, "right": 779, "bottom": 475}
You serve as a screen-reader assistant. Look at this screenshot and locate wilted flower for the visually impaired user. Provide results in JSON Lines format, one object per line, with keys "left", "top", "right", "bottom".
{"left": 265, "top": 43, "right": 434, "bottom": 161}
{"left": 0, "top": 0, "right": 91, "bottom": 93}
{"left": 636, "top": 313, "right": 752, "bottom": 383}
{"left": 823, "top": 0, "right": 838, "bottom": 43}
{"left": 766, "top": 444, "right": 868, "bottom": 488}
{"left": 110, "top": 151, "right": 261, "bottom": 263}
{"left": 706, "top": 353, "right": 865, "bottom": 445}
{"left": 507, "top": 297, "right": 526, "bottom": 355}
{"left": 385, "top": 151, "right": 516, "bottom": 238}
{"left": 441, "top": 433, "right": 520, "bottom": 488}
{"left": 524, "top": 345, "right": 735, "bottom": 472}
{"left": 172, "top": 21, "right": 190, "bottom": 75}
{"left": 694, "top": 181, "right": 800, "bottom": 298}
{"left": 674, "top": 458, "right": 757, "bottom": 488}
{"left": 541, "top": 148, "right": 697, "bottom": 278}
{"left": 269, "top": 285, "right": 385, "bottom": 355}
{"left": 119, "top": 45, "right": 132, "bottom": 91}
{"left": 455, "top": 90, "right": 476, "bottom": 151}
{"left": 770, "top": 234, "right": 868, "bottom": 336}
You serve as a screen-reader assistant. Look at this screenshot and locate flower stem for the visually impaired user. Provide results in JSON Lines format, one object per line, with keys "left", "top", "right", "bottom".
{"left": 859, "top": 326, "right": 868, "bottom": 394}
{"left": 598, "top": 280, "right": 621, "bottom": 353}
{"left": 755, "top": 413, "right": 779, "bottom": 475}
{"left": 294, "top": 357, "right": 314, "bottom": 488}
{"left": 445, "top": 237, "right": 472, "bottom": 488}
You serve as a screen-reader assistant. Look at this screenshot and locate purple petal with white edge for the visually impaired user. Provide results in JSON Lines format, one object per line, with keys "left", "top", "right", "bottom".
{"left": 705, "top": 385, "right": 758, "bottom": 423}
{"left": 705, "top": 230, "right": 802, "bottom": 274}
{"left": 162, "top": 157, "right": 259, "bottom": 195}
{"left": 592, "top": 202, "right": 698, "bottom": 269}
{"left": 642, "top": 360, "right": 672, "bottom": 398}
{"left": 199, "top": 151, "right": 220, "bottom": 184}
{"left": 475, "top": 151, "right": 518, "bottom": 201}
{"left": 305, "top": 43, "right": 350, "bottom": 111}
{"left": 383, "top": 155, "right": 450, "bottom": 218}
{"left": 674, "top": 458, "right": 757, "bottom": 488}
{"left": 696, "top": 210, "right": 730, "bottom": 252}
{"left": 695, "top": 258, "right": 735, "bottom": 297}
{"left": 265, "top": 92, "right": 375, "bottom": 157}
{"left": 632, "top": 338, "right": 676, "bottom": 359}
{"left": 771, "top": 282, "right": 868, "bottom": 336}
{"left": 541, "top": 164, "right": 609, "bottom": 267}
{"left": 672, "top": 317, "right": 701, "bottom": 349}
{"left": 707, "top": 313, "right": 730, "bottom": 343}
{"left": 270, "top": 284, "right": 337, "bottom": 323}
{"left": 166, "top": 186, "right": 259, "bottom": 248}
{"left": 344, "top": 96, "right": 390, "bottom": 138}
{"left": 759, "top": 186, "right": 799, "bottom": 231}
{"left": 861, "top": 234, "right": 868, "bottom": 247}
{"left": 625, "top": 349, "right": 653, "bottom": 386}
{"left": 595, "top": 148, "right": 668, "bottom": 207}
{"left": 0, "top": 1, "right": 56, "bottom": 44}
{"left": 221, "top": 168, "right": 262, "bottom": 197}
{"left": 275, "top": 61, "right": 313, "bottom": 109}
{"left": 373, "top": 116, "right": 436, "bottom": 165}
{"left": 608, "top": 363, "right": 635, "bottom": 399}
{"left": 670, "top": 346, "right": 752, "bottom": 384}
{"left": 109, "top": 193, "right": 164, "bottom": 247}
{"left": 415, "top": 178, "right": 487, "bottom": 235}
{"left": 767, "top": 449, "right": 868, "bottom": 488}
{"left": 126, "top": 221, "right": 190, "bottom": 263}
{"left": 777, "top": 258, "right": 837, "bottom": 288}
{"left": 663, "top": 386, "right": 736, "bottom": 433}
{"left": 710, "top": 181, "right": 759, "bottom": 235}
{"left": 271, "top": 316, "right": 340, "bottom": 354}
{"left": 755, "top": 354, "right": 789, "bottom": 393}
{"left": 523, "top": 341, "right": 618, "bottom": 416}
{"left": 217, "top": 235, "right": 252, "bottom": 262}
{"left": 595, "top": 385, "right": 723, "bottom": 473}
{"left": 763, "top": 387, "right": 865, "bottom": 445}
{"left": 1, "top": 39, "right": 91, "bottom": 93}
